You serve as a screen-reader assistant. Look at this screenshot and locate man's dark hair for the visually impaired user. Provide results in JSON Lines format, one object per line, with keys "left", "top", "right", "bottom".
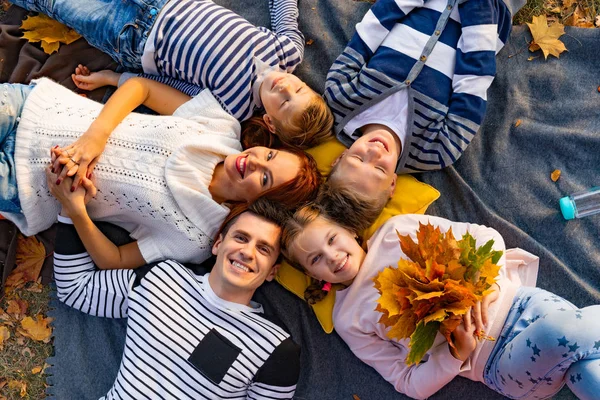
{"left": 216, "top": 198, "right": 291, "bottom": 240}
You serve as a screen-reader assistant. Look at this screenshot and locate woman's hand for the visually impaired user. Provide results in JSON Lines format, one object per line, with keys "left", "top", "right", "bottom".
{"left": 71, "top": 65, "right": 120, "bottom": 91}
{"left": 472, "top": 283, "right": 500, "bottom": 335}
{"left": 51, "top": 126, "right": 108, "bottom": 190}
{"left": 450, "top": 310, "right": 477, "bottom": 362}
{"left": 45, "top": 166, "right": 97, "bottom": 218}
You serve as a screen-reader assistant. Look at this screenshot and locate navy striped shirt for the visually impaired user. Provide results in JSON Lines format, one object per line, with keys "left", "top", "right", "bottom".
{"left": 140, "top": 0, "right": 304, "bottom": 121}
{"left": 54, "top": 218, "right": 300, "bottom": 399}
{"left": 325, "top": 0, "right": 520, "bottom": 173}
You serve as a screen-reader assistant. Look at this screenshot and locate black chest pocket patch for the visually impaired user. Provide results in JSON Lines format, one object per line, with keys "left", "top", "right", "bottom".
{"left": 188, "top": 328, "right": 242, "bottom": 384}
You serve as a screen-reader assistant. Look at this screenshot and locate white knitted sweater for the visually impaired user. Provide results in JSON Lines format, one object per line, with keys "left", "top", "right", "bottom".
{"left": 5, "top": 78, "right": 242, "bottom": 264}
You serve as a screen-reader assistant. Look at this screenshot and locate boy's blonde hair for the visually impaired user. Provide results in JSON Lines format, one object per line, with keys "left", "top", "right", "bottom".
{"left": 325, "top": 164, "right": 390, "bottom": 232}
{"left": 241, "top": 94, "right": 333, "bottom": 150}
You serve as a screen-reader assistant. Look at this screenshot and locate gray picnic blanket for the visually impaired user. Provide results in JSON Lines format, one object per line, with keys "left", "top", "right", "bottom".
{"left": 42, "top": 1, "right": 599, "bottom": 399}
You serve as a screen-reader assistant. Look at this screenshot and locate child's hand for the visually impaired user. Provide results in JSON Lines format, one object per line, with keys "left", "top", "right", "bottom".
{"left": 450, "top": 310, "right": 477, "bottom": 362}
{"left": 71, "top": 64, "right": 120, "bottom": 91}
{"left": 472, "top": 283, "right": 500, "bottom": 335}
{"left": 45, "top": 166, "right": 96, "bottom": 218}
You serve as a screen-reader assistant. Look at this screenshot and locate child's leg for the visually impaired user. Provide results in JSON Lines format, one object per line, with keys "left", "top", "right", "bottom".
{"left": 0, "top": 84, "right": 35, "bottom": 214}
{"left": 484, "top": 287, "right": 600, "bottom": 399}
{"left": 9, "top": 0, "right": 169, "bottom": 70}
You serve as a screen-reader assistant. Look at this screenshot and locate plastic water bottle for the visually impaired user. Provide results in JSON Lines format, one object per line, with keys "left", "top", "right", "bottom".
{"left": 559, "top": 187, "right": 600, "bottom": 220}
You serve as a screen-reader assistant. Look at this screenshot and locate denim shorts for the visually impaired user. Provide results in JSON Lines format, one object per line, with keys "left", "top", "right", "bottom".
{"left": 0, "top": 83, "right": 35, "bottom": 214}
{"left": 10, "top": 0, "right": 170, "bottom": 70}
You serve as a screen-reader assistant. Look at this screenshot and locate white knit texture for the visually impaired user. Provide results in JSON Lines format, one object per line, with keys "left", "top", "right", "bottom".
{"left": 9, "top": 78, "right": 242, "bottom": 264}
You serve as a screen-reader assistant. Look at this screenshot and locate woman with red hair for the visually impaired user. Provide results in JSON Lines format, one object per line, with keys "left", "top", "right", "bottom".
{"left": 0, "top": 76, "right": 320, "bottom": 270}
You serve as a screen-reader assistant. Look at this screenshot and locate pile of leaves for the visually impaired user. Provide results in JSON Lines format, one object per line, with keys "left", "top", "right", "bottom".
{"left": 1, "top": 234, "right": 53, "bottom": 399}
{"left": 372, "top": 222, "right": 502, "bottom": 365}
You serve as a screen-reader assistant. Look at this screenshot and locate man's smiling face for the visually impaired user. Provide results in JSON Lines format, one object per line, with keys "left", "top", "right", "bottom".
{"left": 210, "top": 212, "right": 281, "bottom": 304}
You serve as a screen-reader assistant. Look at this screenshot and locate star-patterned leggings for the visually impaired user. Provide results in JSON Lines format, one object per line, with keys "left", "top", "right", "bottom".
{"left": 483, "top": 286, "right": 600, "bottom": 399}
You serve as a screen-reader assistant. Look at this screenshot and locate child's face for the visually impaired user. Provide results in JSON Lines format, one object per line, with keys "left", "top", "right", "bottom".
{"left": 333, "top": 129, "right": 398, "bottom": 199}
{"left": 260, "top": 71, "right": 315, "bottom": 127}
{"left": 290, "top": 216, "right": 366, "bottom": 285}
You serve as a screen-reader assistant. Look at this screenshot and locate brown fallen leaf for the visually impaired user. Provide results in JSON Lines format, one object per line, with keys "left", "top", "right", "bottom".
{"left": 31, "top": 366, "right": 43, "bottom": 374}
{"left": 352, "top": 395, "right": 361, "bottom": 400}
{"left": 6, "top": 298, "right": 28, "bottom": 319}
{"left": 306, "top": 39, "right": 315, "bottom": 45}
{"left": 527, "top": 15, "right": 567, "bottom": 59}
{"left": 6, "top": 233, "right": 46, "bottom": 289}
{"left": 7, "top": 380, "right": 27, "bottom": 398}
{"left": 20, "top": 14, "right": 81, "bottom": 55}
{"left": 0, "top": 325, "right": 10, "bottom": 350}
{"left": 551, "top": 169, "right": 561, "bottom": 182}
{"left": 19, "top": 314, "right": 53, "bottom": 342}
{"left": 562, "top": 0, "right": 576, "bottom": 9}
{"left": 514, "top": 119, "right": 522, "bottom": 128}
{"left": 0, "top": 378, "right": 6, "bottom": 389}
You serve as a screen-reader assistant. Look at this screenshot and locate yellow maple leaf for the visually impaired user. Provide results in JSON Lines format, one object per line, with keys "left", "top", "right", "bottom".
{"left": 19, "top": 314, "right": 52, "bottom": 342}
{"left": 0, "top": 325, "right": 10, "bottom": 350}
{"left": 527, "top": 15, "right": 567, "bottom": 59}
{"left": 20, "top": 14, "right": 81, "bottom": 55}
{"left": 6, "top": 234, "right": 46, "bottom": 289}
{"left": 7, "top": 380, "right": 27, "bottom": 398}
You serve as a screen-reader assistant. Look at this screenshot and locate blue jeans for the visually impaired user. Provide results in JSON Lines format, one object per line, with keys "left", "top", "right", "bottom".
{"left": 484, "top": 287, "right": 600, "bottom": 399}
{"left": 10, "top": 0, "right": 169, "bottom": 70}
{"left": 0, "top": 83, "right": 35, "bottom": 214}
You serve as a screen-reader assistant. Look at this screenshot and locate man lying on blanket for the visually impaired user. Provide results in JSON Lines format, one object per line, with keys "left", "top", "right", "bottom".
{"left": 50, "top": 173, "right": 300, "bottom": 399}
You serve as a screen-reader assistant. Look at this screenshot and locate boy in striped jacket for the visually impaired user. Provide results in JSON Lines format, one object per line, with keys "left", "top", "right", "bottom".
{"left": 52, "top": 182, "right": 300, "bottom": 400}
{"left": 11, "top": 0, "right": 333, "bottom": 149}
{"left": 324, "top": 0, "right": 524, "bottom": 217}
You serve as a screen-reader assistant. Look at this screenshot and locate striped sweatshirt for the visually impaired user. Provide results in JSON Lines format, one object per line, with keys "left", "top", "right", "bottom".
{"left": 138, "top": 0, "right": 304, "bottom": 121}
{"left": 325, "top": 0, "right": 524, "bottom": 173}
{"left": 54, "top": 217, "right": 300, "bottom": 400}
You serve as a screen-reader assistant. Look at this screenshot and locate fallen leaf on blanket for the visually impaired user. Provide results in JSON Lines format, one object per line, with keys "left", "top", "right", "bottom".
{"left": 527, "top": 15, "right": 567, "bottom": 59}
{"left": 7, "top": 380, "right": 27, "bottom": 398}
{"left": 514, "top": 119, "right": 522, "bottom": 127}
{"left": 6, "top": 298, "right": 29, "bottom": 319}
{"left": 20, "top": 14, "right": 81, "bottom": 55}
{"left": 306, "top": 39, "right": 315, "bottom": 45}
{"left": 597, "top": 86, "right": 600, "bottom": 93}
{"left": 0, "top": 325, "right": 10, "bottom": 350}
{"left": 19, "top": 315, "right": 52, "bottom": 342}
{"left": 551, "top": 169, "right": 561, "bottom": 182}
{"left": 31, "top": 366, "right": 42, "bottom": 374}
{"left": 6, "top": 234, "right": 46, "bottom": 289}
{"left": 352, "top": 395, "right": 361, "bottom": 400}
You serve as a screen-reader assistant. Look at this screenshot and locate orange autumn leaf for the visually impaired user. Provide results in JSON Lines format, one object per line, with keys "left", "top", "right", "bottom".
{"left": 6, "top": 298, "right": 28, "bottom": 318}
{"left": 31, "top": 366, "right": 43, "bottom": 374}
{"left": 0, "top": 325, "right": 10, "bottom": 350}
{"left": 551, "top": 169, "right": 561, "bottom": 182}
{"left": 6, "top": 234, "right": 46, "bottom": 289}
{"left": 20, "top": 14, "right": 81, "bottom": 55}
{"left": 527, "top": 15, "right": 567, "bottom": 59}
{"left": 19, "top": 315, "right": 52, "bottom": 342}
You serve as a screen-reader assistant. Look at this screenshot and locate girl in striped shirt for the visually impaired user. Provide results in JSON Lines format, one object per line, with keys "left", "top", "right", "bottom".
{"left": 11, "top": 0, "right": 334, "bottom": 149}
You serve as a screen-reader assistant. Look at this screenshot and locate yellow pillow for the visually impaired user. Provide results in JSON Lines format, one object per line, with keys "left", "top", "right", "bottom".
{"left": 275, "top": 138, "right": 440, "bottom": 333}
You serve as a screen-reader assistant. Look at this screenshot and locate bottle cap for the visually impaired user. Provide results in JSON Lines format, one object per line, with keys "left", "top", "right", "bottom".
{"left": 559, "top": 196, "right": 575, "bottom": 220}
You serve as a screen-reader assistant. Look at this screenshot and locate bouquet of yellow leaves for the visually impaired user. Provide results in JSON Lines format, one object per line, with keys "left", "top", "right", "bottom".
{"left": 373, "top": 222, "right": 502, "bottom": 365}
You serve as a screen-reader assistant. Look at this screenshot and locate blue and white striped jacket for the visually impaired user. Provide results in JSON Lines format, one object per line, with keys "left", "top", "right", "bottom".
{"left": 324, "top": 0, "right": 524, "bottom": 173}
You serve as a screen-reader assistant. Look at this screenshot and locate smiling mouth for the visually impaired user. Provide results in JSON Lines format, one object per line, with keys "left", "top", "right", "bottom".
{"left": 334, "top": 255, "right": 349, "bottom": 273}
{"left": 231, "top": 259, "right": 253, "bottom": 273}
{"left": 236, "top": 155, "right": 247, "bottom": 178}
{"left": 369, "top": 138, "right": 389, "bottom": 152}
